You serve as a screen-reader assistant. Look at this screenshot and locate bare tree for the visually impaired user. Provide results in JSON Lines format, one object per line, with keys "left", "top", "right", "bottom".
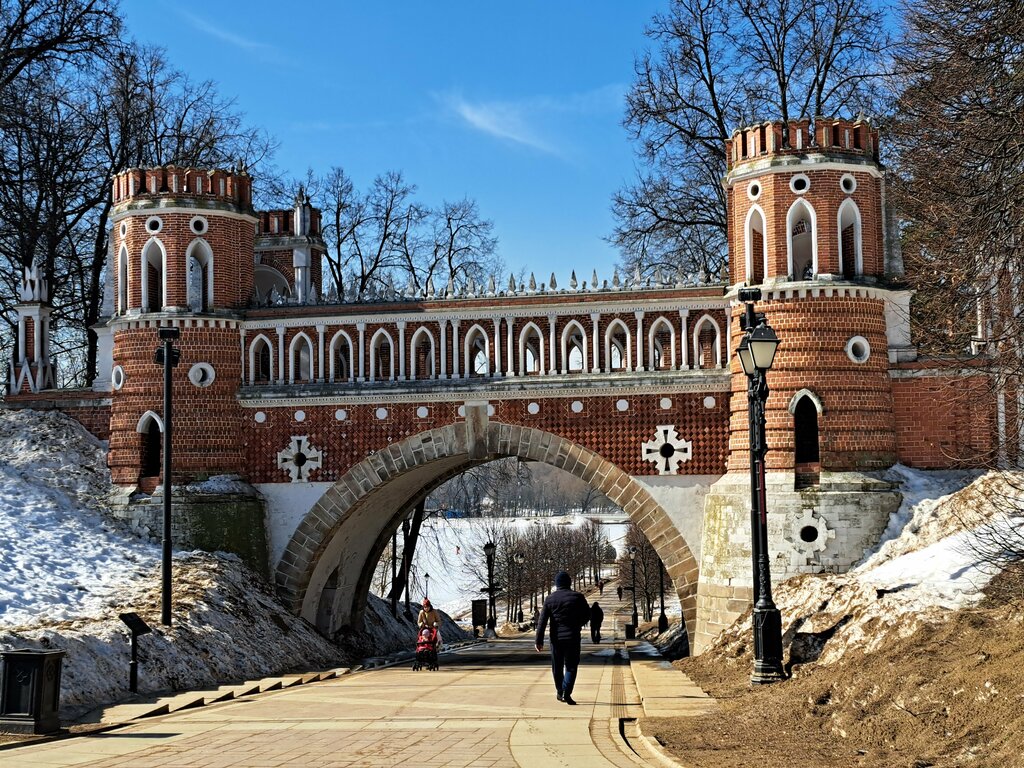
{"left": 612, "top": 0, "right": 890, "bottom": 281}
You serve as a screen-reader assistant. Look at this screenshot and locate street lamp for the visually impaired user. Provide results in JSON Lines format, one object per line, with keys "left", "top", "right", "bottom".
{"left": 514, "top": 553, "right": 525, "bottom": 622}
{"left": 628, "top": 545, "right": 639, "bottom": 630}
{"left": 736, "top": 287, "right": 785, "bottom": 684}
{"left": 657, "top": 558, "right": 669, "bottom": 634}
{"left": 483, "top": 540, "right": 497, "bottom": 633}
{"left": 424, "top": 572, "right": 430, "bottom": 600}
{"left": 153, "top": 326, "right": 180, "bottom": 626}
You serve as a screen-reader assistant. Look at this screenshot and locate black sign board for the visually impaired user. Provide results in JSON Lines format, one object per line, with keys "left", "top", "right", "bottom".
{"left": 118, "top": 612, "right": 152, "bottom": 636}
{"left": 471, "top": 599, "right": 488, "bottom": 628}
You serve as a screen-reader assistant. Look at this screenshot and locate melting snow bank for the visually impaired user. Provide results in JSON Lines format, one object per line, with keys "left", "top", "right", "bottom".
{"left": 707, "top": 467, "right": 1024, "bottom": 666}
{"left": 0, "top": 409, "right": 468, "bottom": 718}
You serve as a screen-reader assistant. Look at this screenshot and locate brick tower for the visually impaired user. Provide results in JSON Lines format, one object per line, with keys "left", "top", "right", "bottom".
{"left": 695, "top": 118, "right": 914, "bottom": 652}
{"left": 8, "top": 264, "right": 56, "bottom": 393}
{"left": 105, "top": 165, "right": 257, "bottom": 489}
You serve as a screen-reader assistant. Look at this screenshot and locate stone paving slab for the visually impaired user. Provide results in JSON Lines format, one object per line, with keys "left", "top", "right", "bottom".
{"left": 628, "top": 645, "right": 715, "bottom": 719}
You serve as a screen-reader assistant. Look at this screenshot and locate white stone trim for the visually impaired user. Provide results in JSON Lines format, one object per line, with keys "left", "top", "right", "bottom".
{"left": 248, "top": 333, "right": 275, "bottom": 384}
{"left": 837, "top": 198, "right": 863, "bottom": 277}
{"left": 185, "top": 238, "right": 215, "bottom": 311}
{"left": 647, "top": 315, "right": 677, "bottom": 370}
{"left": 518, "top": 321, "right": 546, "bottom": 375}
{"left": 744, "top": 204, "right": 768, "bottom": 283}
{"left": 786, "top": 198, "right": 818, "bottom": 280}
{"left": 140, "top": 237, "right": 167, "bottom": 312}
{"left": 691, "top": 313, "right": 723, "bottom": 369}
{"left": 135, "top": 410, "right": 163, "bottom": 433}
{"left": 560, "top": 319, "right": 588, "bottom": 373}
{"left": 787, "top": 388, "right": 824, "bottom": 415}
{"left": 289, "top": 331, "right": 315, "bottom": 383}
{"left": 409, "top": 325, "right": 436, "bottom": 380}
{"left": 369, "top": 327, "right": 395, "bottom": 382}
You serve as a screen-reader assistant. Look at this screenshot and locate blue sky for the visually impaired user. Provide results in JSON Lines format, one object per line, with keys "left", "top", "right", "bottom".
{"left": 121, "top": 1, "right": 667, "bottom": 284}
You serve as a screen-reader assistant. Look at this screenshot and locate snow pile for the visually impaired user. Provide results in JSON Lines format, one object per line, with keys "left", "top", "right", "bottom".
{"left": 0, "top": 409, "right": 159, "bottom": 626}
{"left": 710, "top": 466, "right": 1024, "bottom": 667}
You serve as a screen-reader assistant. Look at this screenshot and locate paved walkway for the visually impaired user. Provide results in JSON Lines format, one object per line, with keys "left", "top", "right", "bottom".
{"left": 4, "top": 586, "right": 712, "bottom": 767}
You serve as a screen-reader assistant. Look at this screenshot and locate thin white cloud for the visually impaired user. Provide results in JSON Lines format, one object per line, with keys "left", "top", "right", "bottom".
{"left": 438, "top": 84, "right": 626, "bottom": 157}
{"left": 177, "top": 10, "right": 276, "bottom": 54}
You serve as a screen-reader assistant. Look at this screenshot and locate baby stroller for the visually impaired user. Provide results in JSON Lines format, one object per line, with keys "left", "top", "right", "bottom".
{"left": 412, "top": 626, "right": 440, "bottom": 671}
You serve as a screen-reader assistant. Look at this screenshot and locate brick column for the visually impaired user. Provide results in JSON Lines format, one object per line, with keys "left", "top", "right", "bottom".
{"left": 635, "top": 311, "right": 645, "bottom": 372}
{"left": 397, "top": 321, "right": 407, "bottom": 380}
{"left": 276, "top": 326, "right": 285, "bottom": 383}
{"left": 590, "top": 312, "right": 600, "bottom": 372}
{"left": 316, "top": 324, "right": 325, "bottom": 382}
{"left": 357, "top": 322, "right": 366, "bottom": 382}
{"left": 548, "top": 314, "right": 557, "bottom": 374}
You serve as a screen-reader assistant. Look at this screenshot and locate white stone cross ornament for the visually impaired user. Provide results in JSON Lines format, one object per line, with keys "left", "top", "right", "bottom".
{"left": 643, "top": 425, "right": 692, "bottom": 475}
{"left": 277, "top": 436, "right": 323, "bottom": 482}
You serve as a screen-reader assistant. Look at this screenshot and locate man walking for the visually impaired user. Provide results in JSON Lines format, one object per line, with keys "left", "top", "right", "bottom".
{"left": 535, "top": 571, "right": 590, "bottom": 705}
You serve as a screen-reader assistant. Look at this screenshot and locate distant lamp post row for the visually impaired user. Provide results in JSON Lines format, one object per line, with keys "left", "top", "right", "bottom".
{"left": 736, "top": 287, "right": 785, "bottom": 684}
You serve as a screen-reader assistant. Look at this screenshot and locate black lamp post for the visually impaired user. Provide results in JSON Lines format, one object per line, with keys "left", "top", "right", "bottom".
{"left": 736, "top": 287, "right": 786, "bottom": 684}
{"left": 424, "top": 572, "right": 430, "bottom": 600}
{"left": 154, "top": 326, "right": 180, "bottom": 626}
{"left": 514, "top": 553, "right": 525, "bottom": 622}
{"left": 484, "top": 540, "right": 496, "bottom": 632}
{"left": 657, "top": 558, "right": 669, "bottom": 634}
{"left": 628, "top": 545, "right": 639, "bottom": 629}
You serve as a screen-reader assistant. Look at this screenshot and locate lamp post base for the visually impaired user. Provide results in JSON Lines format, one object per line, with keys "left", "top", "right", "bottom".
{"left": 658, "top": 611, "right": 669, "bottom": 633}
{"left": 750, "top": 604, "right": 786, "bottom": 684}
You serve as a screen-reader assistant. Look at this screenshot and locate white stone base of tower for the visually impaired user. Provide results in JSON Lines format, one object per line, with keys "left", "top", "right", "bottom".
{"left": 694, "top": 470, "right": 900, "bottom": 654}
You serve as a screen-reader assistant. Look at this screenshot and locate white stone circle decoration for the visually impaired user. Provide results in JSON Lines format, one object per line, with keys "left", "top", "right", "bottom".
{"left": 642, "top": 425, "right": 693, "bottom": 475}
{"left": 457, "top": 405, "right": 466, "bottom": 417}
{"left": 375, "top": 407, "right": 388, "bottom": 420}
{"left": 487, "top": 404, "right": 496, "bottom": 416}
{"left": 119, "top": 222, "right": 127, "bottom": 238}
{"left": 845, "top": 335, "right": 871, "bottom": 364}
{"left": 294, "top": 410, "right": 306, "bottom": 422}
{"left": 703, "top": 396, "right": 716, "bottom": 409}
{"left": 787, "top": 508, "right": 836, "bottom": 563}
{"left": 111, "top": 365, "right": 125, "bottom": 390}
{"left": 616, "top": 399, "right": 629, "bottom": 412}
{"left": 416, "top": 406, "right": 429, "bottom": 418}
{"left": 335, "top": 409, "right": 347, "bottom": 421}
{"left": 254, "top": 411, "right": 267, "bottom": 424}
{"left": 187, "top": 362, "right": 215, "bottom": 388}
{"left": 189, "top": 216, "right": 208, "bottom": 235}
{"left": 660, "top": 397, "right": 672, "bottom": 410}
{"left": 145, "top": 216, "right": 162, "bottom": 234}
{"left": 840, "top": 173, "right": 857, "bottom": 195}
{"left": 277, "top": 436, "right": 323, "bottom": 483}
{"left": 571, "top": 400, "right": 584, "bottom": 413}
{"left": 527, "top": 402, "right": 540, "bottom": 415}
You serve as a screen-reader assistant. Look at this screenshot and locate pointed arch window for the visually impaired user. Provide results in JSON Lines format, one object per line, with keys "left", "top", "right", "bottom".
{"left": 371, "top": 329, "right": 395, "bottom": 382}
{"left": 141, "top": 239, "right": 165, "bottom": 312}
{"left": 186, "top": 239, "right": 214, "bottom": 312}
{"left": 329, "top": 331, "right": 353, "bottom": 383}
{"left": 648, "top": 317, "right": 675, "bottom": 371}
{"left": 249, "top": 335, "right": 274, "bottom": 384}
{"left": 117, "top": 245, "right": 129, "bottom": 313}
{"left": 605, "top": 320, "right": 631, "bottom": 373}
{"left": 410, "top": 327, "right": 436, "bottom": 380}
{"left": 562, "top": 321, "right": 587, "bottom": 373}
{"left": 290, "top": 333, "right": 315, "bottom": 384}
{"left": 519, "top": 323, "right": 544, "bottom": 375}
{"left": 745, "top": 206, "right": 767, "bottom": 284}
{"left": 787, "top": 199, "right": 817, "bottom": 280}
{"left": 794, "top": 396, "right": 821, "bottom": 463}
{"left": 465, "top": 325, "right": 490, "bottom": 378}
{"left": 838, "top": 199, "right": 862, "bottom": 279}
{"left": 136, "top": 411, "right": 164, "bottom": 479}
{"left": 692, "top": 315, "right": 722, "bottom": 369}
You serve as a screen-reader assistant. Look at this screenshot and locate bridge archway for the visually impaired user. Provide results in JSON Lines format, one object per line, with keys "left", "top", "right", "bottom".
{"left": 275, "top": 417, "right": 700, "bottom": 641}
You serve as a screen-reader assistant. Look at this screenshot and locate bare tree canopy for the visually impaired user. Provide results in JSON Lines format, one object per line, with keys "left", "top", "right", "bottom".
{"left": 312, "top": 167, "right": 501, "bottom": 300}
{"left": 612, "top": 0, "right": 890, "bottom": 281}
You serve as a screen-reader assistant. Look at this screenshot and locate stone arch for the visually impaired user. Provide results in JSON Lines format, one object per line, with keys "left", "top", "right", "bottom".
{"left": 117, "top": 244, "right": 129, "bottom": 314}
{"left": 518, "top": 321, "right": 545, "bottom": 375}
{"left": 288, "top": 331, "right": 315, "bottom": 384}
{"left": 787, "top": 198, "right": 818, "bottom": 280}
{"left": 837, "top": 198, "right": 863, "bottom": 278}
{"left": 409, "top": 326, "right": 436, "bottom": 380}
{"left": 185, "top": 238, "right": 214, "bottom": 312}
{"left": 328, "top": 329, "right": 354, "bottom": 383}
{"left": 560, "top": 320, "right": 588, "bottom": 373}
{"left": 275, "top": 420, "right": 701, "bottom": 642}
{"left": 744, "top": 204, "right": 768, "bottom": 284}
{"left": 463, "top": 323, "right": 490, "bottom": 377}
{"left": 248, "top": 333, "right": 274, "bottom": 384}
{"left": 605, "top": 318, "right": 632, "bottom": 372}
{"left": 140, "top": 237, "right": 166, "bottom": 312}
{"left": 691, "top": 314, "right": 722, "bottom": 369}
{"left": 647, "top": 315, "right": 676, "bottom": 371}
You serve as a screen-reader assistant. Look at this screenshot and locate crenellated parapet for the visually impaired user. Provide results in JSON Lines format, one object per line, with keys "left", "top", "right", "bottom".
{"left": 726, "top": 116, "right": 879, "bottom": 172}
{"left": 111, "top": 164, "right": 253, "bottom": 212}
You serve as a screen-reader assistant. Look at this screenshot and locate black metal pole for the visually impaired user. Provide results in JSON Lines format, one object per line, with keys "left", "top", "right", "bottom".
{"left": 161, "top": 336, "right": 173, "bottom": 626}
{"left": 630, "top": 558, "right": 639, "bottom": 628}
{"left": 745, "top": 301, "right": 761, "bottom": 607}
{"left": 658, "top": 559, "right": 668, "bottom": 633}
{"left": 486, "top": 552, "right": 496, "bottom": 630}
{"left": 390, "top": 530, "right": 398, "bottom": 617}
{"left": 750, "top": 365, "right": 785, "bottom": 684}
{"left": 129, "top": 632, "right": 138, "bottom": 693}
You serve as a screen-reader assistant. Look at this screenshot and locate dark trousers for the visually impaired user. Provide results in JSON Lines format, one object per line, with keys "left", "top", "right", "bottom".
{"left": 550, "top": 638, "right": 581, "bottom": 695}
{"left": 590, "top": 626, "right": 601, "bottom": 643}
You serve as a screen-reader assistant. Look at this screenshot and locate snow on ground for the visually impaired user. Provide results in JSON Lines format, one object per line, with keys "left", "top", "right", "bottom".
{"left": 0, "top": 409, "right": 159, "bottom": 627}
{"left": 711, "top": 465, "right": 1024, "bottom": 665}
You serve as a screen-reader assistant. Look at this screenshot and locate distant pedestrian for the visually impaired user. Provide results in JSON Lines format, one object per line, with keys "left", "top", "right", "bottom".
{"left": 535, "top": 571, "right": 590, "bottom": 705}
{"left": 598, "top": 580, "right": 604, "bottom": 596}
{"left": 589, "top": 601, "right": 604, "bottom": 643}
{"left": 617, "top": 585, "right": 623, "bottom": 601}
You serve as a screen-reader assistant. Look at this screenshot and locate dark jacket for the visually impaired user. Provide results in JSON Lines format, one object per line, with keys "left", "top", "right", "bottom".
{"left": 535, "top": 587, "right": 590, "bottom": 646}
{"left": 590, "top": 602, "right": 604, "bottom": 628}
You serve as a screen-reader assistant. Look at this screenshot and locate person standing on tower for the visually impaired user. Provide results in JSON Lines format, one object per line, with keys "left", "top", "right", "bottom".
{"left": 535, "top": 571, "right": 590, "bottom": 705}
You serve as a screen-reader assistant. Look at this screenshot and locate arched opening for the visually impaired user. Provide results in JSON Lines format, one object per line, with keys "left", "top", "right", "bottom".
{"left": 465, "top": 325, "right": 490, "bottom": 378}
{"left": 692, "top": 315, "right": 721, "bottom": 369}
{"left": 254, "top": 265, "right": 290, "bottom": 304}
{"left": 370, "top": 329, "right": 394, "bottom": 382}
{"left": 605, "top": 319, "right": 631, "bottom": 372}
{"left": 140, "top": 239, "right": 165, "bottom": 312}
{"left": 117, "top": 245, "right": 129, "bottom": 313}
{"left": 275, "top": 421, "right": 701, "bottom": 646}
{"left": 745, "top": 206, "right": 767, "bottom": 284}
{"left": 290, "top": 333, "right": 315, "bottom": 384}
{"left": 329, "top": 331, "right": 353, "bottom": 383}
{"left": 562, "top": 321, "right": 587, "bottom": 373}
{"left": 794, "top": 396, "right": 821, "bottom": 464}
{"left": 249, "top": 335, "right": 273, "bottom": 384}
{"left": 410, "top": 327, "right": 435, "bottom": 380}
{"left": 787, "top": 199, "right": 817, "bottom": 281}
{"left": 186, "top": 239, "right": 214, "bottom": 312}
{"left": 136, "top": 411, "right": 164, "bottom": 487}
{"left": 648, "top": 317, "right": 675, "bottom": 371}
{"left": 519, "top": 322, "right": 544, "bottom": 375}
{"left": 838, "top": 199, "right": 862, "bottom": 279}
